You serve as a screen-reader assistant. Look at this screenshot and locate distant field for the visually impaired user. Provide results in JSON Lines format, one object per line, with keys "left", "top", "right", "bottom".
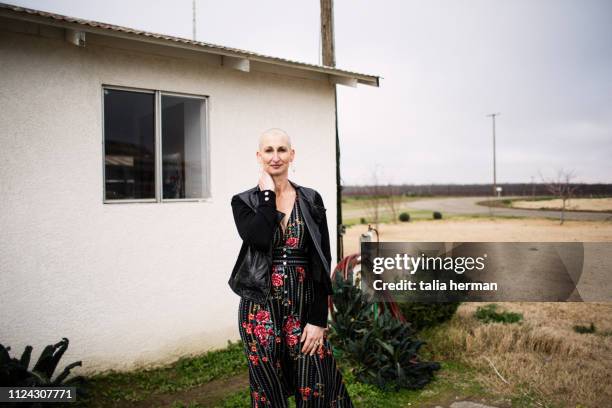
{"left": 342, "top": 196, "right": 444, "bottom": 225}
{"left": 342, "top": 196, "right": 526, "bottom": 226}
{"left": 512, "top": 197, "right": 612, "bottom": 212}
{"left": 342, "top": 195, "right": 423, "bottom": 211}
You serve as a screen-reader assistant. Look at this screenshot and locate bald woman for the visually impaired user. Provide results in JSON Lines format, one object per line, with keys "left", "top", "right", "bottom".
{"left": 230, "top": 128, "right": 354, "bottom": 407}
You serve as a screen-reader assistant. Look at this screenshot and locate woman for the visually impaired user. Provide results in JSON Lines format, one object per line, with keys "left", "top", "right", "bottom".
{"left": 230, "top": 128, "right": 354, "bottom": 407}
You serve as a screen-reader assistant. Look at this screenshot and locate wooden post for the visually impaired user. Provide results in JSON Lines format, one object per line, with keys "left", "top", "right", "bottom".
{"left": 320, "top": 0, "right": 336, "bottom": 67}
{"left": 320, "top": 0, "right": 343, "bottom": 260}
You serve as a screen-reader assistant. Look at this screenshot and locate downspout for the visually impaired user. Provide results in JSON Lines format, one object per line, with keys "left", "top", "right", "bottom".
{"left": 334, "top": 84, "right": 343, "bottom": 261}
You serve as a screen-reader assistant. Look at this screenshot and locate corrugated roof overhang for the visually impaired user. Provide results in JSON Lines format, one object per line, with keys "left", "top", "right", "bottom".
{"left": 0, "top": 2, "right": 380, "bottom": 87}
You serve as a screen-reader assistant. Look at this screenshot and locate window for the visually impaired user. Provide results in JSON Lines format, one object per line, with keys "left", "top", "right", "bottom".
{"left": 103, "top": 88, "right": 155, "bottom": 200}
{"left": 161, "top": 95, "right": 208, "bottom": 199}
{"left": 103, "top": 87, "right": 209, "bottom": 202}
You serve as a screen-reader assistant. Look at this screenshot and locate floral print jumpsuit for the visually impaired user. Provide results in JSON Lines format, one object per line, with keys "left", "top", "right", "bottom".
{"left": 238, "top": 191, "right": 354, "bottom": 407}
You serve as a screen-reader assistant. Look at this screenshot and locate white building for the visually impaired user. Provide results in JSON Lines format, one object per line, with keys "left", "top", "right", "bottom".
{"left": 0, "top": 3, "right": 378, "bottom": 373}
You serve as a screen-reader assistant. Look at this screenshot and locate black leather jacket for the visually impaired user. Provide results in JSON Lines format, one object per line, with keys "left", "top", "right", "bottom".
{"left": 229, "top": 180, "right": 333, "bottom": 328}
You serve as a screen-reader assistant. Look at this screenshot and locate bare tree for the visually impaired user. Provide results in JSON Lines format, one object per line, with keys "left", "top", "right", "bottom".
{"left": 384, "top": 183, "right": 402, "bottom": 223}
{"left": 363, "top": 165, "right": 383, "bottom": 231}
{"left": 539, "top": 169, "right": 580, "bottom": 225}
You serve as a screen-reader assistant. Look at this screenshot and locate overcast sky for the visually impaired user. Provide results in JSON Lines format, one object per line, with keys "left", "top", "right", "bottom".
{"left": 11, "top": 0, "right": 612, "bottom": 184}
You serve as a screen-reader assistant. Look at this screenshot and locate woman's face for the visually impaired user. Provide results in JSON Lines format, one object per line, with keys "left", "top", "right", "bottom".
{"left": 257, "top": 132, "right": 295, "bottom": 176}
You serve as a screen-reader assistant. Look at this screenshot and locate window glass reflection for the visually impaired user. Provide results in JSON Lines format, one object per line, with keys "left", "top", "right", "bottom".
{"left": 161, "top": 95, "right": 207, "bottom": 199}
{"left": 104, "top": 89, "right": 155, "bottom": 199}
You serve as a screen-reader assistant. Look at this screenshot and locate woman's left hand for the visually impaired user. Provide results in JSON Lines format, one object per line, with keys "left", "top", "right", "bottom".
{"left": 300, "top": 323, "right": 326, "bottom": 355}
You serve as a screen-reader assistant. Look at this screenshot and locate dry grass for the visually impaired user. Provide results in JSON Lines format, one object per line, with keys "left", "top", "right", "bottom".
{"left": 344, "top": 218, "right": 612, "bottom": 406}
{"left": 512, "top": 198, "right": 612, "bottom": 212}
{"left": 424, "top": 302, "right": 612, "bottom": 407}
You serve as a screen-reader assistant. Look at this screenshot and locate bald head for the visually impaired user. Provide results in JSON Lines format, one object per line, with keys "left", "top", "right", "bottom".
{"left": 259, "top": 128, "right": 292, "bottom": 150}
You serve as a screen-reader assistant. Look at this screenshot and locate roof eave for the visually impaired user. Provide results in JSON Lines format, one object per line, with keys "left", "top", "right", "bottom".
{"left": 0, "top": 4, "right": 380, "bottom": 87}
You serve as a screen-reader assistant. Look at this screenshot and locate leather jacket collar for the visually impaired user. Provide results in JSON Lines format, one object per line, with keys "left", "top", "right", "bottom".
{"left": 229, "top": 179, "right": 334, "bottom": 302}
{"left": 236, "top": 179, "right": 329, "bottom": 277}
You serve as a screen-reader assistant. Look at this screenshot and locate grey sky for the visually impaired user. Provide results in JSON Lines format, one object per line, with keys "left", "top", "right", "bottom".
{"left": 10, "top": 0, "right": 612, "bottom": 184}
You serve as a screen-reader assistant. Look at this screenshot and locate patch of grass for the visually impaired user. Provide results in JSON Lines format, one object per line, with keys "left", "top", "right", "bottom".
{"left": 215, "top": 390, "right": 297, "bottom": 407}
{"left": 214, "top": 389, "right": 251, "bottom": 407}
{"left": 78, "top": 340, "right": 247, "bottom": 406}
{"left": 338, "top": 303, "right": 611, "bottom": 407}
{"left": 480, "top": 196, "right": 612, "bottom": 214}
{"left": 343, "top": 209, "right": 440, "bottom": 226}
{"left": 170, "top": 401, "right": 207, "bottom": 408}
{"left": 477, "top": 196, "right": 557, "bottom": 209}
{"left": 596, "top": 329, "right": 612, "bottom": 337}
{"left": 213, "top": 355, "right": 499, "bottom": 408}
{"left": 476, "top": 199, "right": 511, "bottom": 208}
{"left": 573, "top": 322, "right": 596, "bottom": 334}
{"left": 510, "top": 381, "right": 560, "bottom": 408}
{"left": 344, "top": 360, "right": 495, "bottom": 408}
{"left": 474, "top": 304, "right": 523, "bottom": 324}
{"left": 341, "top": 195, "right": 424, "bottom": 210}
{"left": 518, "top": 196, "right": 558, "bottom": 202}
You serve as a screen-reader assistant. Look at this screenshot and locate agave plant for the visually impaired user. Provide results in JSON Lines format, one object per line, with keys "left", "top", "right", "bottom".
{"left": 0, "top": 337, "right": 86, "bottom": 391}
{"left": 329, "top": 273, "right": 441, "bottom": 391}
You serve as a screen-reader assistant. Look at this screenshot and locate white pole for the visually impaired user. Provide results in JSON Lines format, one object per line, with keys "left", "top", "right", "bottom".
{"left": 192, "top": 0, "right": 196, "bottom": 41}
{"left": 486, "top": 112, "right": 501, "bottom": 196}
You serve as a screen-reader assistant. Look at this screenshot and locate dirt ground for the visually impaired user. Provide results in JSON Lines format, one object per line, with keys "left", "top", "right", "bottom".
{"left": 343, "top": 218, "right": 612, "bottom": 254}
{"left": 511, "top": 197, "right": 612, "bottom": 212}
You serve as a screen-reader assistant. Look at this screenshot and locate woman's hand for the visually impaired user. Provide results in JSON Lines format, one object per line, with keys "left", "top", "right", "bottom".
{"left": 258, "top": 167, "right": 275, "bottom": 191}
{"left": 300, "top": 323, "right": 327, "bottom": 355}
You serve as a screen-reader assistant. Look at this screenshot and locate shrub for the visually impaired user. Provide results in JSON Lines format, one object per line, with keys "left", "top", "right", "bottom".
{"left": 360, "top": 217, "right": 367, "bottom": 224}
{"left": 573, "top": 322, "right": 596, "bottom": 334}
{"left": 398, "top": 212, "right": 410, "bottom": 222}
{"left": 433, "top": 211, "right": 442, "bottom": 220}
{"left": 474, "top": 304, "right": 523, "bottom": 324}
{"left": 397, "top": 302, "right": 460, "bottom": 332}
{"left": 329, "top": 273, "right": 440, "bottom": 391}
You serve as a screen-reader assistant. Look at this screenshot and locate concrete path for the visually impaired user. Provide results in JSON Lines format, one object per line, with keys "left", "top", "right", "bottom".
{"left": 407, "top": 196, "right": 612, "bottom": 221}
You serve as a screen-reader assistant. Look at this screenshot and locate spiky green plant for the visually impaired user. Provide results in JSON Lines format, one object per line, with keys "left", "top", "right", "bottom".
{"left": 0, "top": 337, "right": 86, "bottom": 397}
{"left": 329, "top": 273, "right": 441, "bottom": 391}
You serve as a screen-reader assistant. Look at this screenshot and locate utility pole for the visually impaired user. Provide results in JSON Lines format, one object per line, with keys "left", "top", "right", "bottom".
{"left": 486, "top": 113, "right": 500, "bottom": 196}
{"left": 192, "top": 0, "right": 196, "bottom": 40}
{"left": 320, "top": 0, "right": 335, "bottom": 67}
{"left": 320, "top": 0, "right": 343, "bottom": 260}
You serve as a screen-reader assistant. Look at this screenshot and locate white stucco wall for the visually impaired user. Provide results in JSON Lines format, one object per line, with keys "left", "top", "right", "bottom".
{"left": 0, "top": 21, "right": 337, "bottom": 374}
